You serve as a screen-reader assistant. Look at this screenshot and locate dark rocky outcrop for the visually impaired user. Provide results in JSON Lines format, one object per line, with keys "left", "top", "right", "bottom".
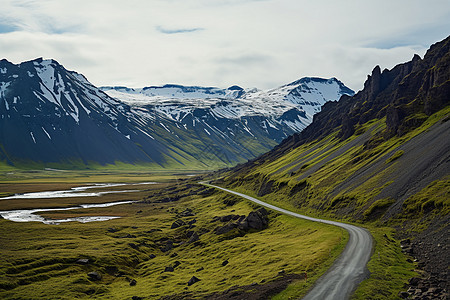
{"left": 232, "top": 36, "right": 450, "bottom": 169}
{"left": 159, "top": 239, "right": 174, "bottom": 252}
{"left": 187, "top": 232, "right": 199, "bottom": 244}
{"left": 399, "top": 216, "right": 450, "bottom": 297}
{"left": 240, "top": 208, "right": 269, "bottom": 231}
{"left": 187, "top": 276, "right": 201, "bottom": 286}
{"left": 128, "top": 243, "right": 139, "bottom": 250}
{"left": 177, "top": 208, "right": 195, "bottom": 217}
{"left": 164, "top": 273, "right": 304, "bottom": 299}
{"left": 87, "top": 271, "right": 102, "bottom": 281}
{"left": 171, "top": 219, "right": 186, "bottom": 229}
{"left": 213, "top": 208, "right": 269, "bottom": 236}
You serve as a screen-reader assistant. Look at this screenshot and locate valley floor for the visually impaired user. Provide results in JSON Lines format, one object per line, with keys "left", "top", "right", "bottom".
{"left": 0, "top": 170, "right": 347, "bottom": 299}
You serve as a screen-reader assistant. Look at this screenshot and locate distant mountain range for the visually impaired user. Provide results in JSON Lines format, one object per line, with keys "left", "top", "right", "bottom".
{"left": 101, "top": 77, "right": 354, "bottom": 134}
{"left": 0, "top": 58, "right": 353, "bottom": 169}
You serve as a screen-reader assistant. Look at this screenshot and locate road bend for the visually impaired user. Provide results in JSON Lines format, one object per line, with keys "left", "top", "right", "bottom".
{"left": 201, "top": 182, "right": 373, "bottom": 300}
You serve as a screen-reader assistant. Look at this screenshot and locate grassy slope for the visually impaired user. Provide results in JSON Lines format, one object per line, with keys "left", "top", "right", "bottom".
{"left": 0, "top": 173, "right": 345, "bottom": 299}
{"left": 221, "top": 106, "right": 450, "bottom": 299}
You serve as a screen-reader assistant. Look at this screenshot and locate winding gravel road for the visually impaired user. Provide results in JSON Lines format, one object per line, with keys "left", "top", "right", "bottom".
{"left": 201, "top": 182, "right": 373, "bottom": 300}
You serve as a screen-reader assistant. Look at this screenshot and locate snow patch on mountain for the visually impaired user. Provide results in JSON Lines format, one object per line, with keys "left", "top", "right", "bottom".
{"left": 102, "top": 77, "right": 354, "bottom": 132}
{"left": 0, "top": 57, "right": 355, "bottom": 168}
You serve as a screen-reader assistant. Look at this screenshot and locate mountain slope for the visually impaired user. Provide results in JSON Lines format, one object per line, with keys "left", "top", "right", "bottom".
{"left": 220, "top": 36, "right": 450, "bottom": 298}
{"left": 0, "top": 59, "right": 353, "bottom": 169}
{"left": 0, "top": 58, "right": 179, "bottom": 168}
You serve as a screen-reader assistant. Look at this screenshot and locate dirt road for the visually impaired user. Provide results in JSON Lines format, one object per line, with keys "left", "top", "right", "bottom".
{"left": 201, "top": 182, "right": 373, "bottom": 300}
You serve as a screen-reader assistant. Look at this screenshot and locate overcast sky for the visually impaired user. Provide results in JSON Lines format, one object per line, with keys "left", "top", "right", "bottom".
{"left": 1, "top": 0, "right": 449, "bottom": 92}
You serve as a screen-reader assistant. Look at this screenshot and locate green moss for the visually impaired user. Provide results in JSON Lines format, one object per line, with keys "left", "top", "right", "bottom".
{"left": 363, "top": 198, "right": 396, "bottom": 218}
{"left": 0, "top": 177, "right": 345, "bottom": 299}
{"left": 352, "top": 228, "right": 416, "bottom": 300}
{"left": 222, "top": 107, "right": 450, "bottom": 299}
{"left": 385, "top": 150, "right": 404, "bottom": 164}
{"left": 402, "top": 178, "right": 450, "bottom": 216}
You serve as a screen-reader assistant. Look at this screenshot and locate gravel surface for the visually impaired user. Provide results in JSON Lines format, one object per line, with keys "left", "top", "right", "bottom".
{"left": 202, "top": 182, "right": 373, "bottom": 300}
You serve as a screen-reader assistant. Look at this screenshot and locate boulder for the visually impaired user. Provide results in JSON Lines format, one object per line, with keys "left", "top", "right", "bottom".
{"left": 188, "top": 232, "right": 200, "bottom": 244}
{"left": 171, "top": 219, "right": 186, "bottom": 229}
{"left": 214, "top": 208, "right": 269, "bottom": 235}
{"left": 409, "top": 277, "right": 421, "bottom": 286}
{"left": 128, "top": 243, "right": 139, "bottom": 250}
{"left": 398, "top": 291, "right": 409, "bottom": 299}
{"left": 76, "top": 258, "right": 89, "bottom": 265}
{"left": 160, "top": 240, "right": 174, "bottom": 252}
{"left": 214, "top": 223, "right": 238, "bottom": 235}
{"left": 178, "top": 208, "right": 195, "bottom": 217}
{"left": 129, "top": 279, "right": 137, "bottom": 286}
{"left": 187, "top": 276, "right": 201, "bottom": 286}
{"left": 244, "top": 208, "right": 268, "bottom": 230}
{"left": 87, "top": 271, "right": 102, "bottom": 281}
{"left": 222, "top": 260, "right": 229, "bottom": 266}
{"left": 219, "top": 215, "right": 235, "bottom": 222}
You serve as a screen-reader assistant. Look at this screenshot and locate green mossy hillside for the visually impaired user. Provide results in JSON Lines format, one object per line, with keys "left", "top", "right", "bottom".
{"left": 0, "top": 176, "right": 346, "bottom": 299}
{"left": 219, "top": 105, "right": 450, "bottom": 299}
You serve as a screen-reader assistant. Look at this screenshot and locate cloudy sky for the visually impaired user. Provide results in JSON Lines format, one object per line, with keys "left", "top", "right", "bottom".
{"left": 1, "top": 0, "right": 449, "bottom": 92}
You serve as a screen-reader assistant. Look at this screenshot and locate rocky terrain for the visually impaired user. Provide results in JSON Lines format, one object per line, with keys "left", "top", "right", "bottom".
{"left": 220, "top": 35, "right": 450, "bottom": 298}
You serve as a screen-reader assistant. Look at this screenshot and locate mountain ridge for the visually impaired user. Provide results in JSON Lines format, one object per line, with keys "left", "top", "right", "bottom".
{"left": 0, "top": 58, "right": 353, "bottom": 169}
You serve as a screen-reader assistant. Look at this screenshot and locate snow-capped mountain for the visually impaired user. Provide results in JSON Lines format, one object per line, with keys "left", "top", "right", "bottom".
{"left": 0, "top": 58, "right": 173, "bottom": 167}
{"left": 0, "top": 58, "right": 353, "bottom": 169}
{"left": 102, "top": 77, "right": 354, "bottom": 137}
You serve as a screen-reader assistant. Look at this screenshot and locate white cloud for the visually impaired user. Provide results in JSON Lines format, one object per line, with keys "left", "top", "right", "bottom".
{"left": 0, "top": 0, "right": 449, "bottom": 91}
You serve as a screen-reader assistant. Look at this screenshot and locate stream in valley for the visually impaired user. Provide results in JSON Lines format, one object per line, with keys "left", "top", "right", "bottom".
{"left": 0, "top": 182, "right": 156, "bottom": 225}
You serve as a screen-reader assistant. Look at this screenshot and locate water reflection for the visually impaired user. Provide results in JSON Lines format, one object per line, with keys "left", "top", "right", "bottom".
{"left": 0, "top": 182, "right": 156, "bottom": 200}
{"left": 0, "top": 182, "right": 156, "bottom": 224}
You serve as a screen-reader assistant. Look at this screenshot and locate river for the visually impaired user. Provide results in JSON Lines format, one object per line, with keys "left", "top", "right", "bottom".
{"left": 0, "top": 182, "right": 156, "bottom": 225}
